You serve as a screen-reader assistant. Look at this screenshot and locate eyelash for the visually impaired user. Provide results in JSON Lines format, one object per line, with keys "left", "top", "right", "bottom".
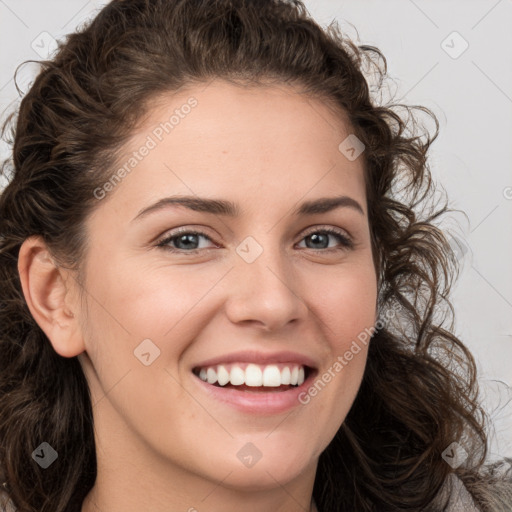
{"left": 155, "top": 226, "right": 354, "bottom": 254}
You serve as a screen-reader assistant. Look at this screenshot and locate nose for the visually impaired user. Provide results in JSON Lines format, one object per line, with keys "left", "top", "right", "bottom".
{"left": 223, "top": 242, "right": 309, "bottom": 331}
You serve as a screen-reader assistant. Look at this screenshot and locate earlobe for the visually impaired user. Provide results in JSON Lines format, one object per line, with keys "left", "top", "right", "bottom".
{"left": 17, "top": 235, "right": 85, "bottom": 358}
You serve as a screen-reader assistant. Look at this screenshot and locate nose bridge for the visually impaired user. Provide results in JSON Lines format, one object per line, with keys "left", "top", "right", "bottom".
{"left": 225, "top": 234, "right": 307, "bottom": 328}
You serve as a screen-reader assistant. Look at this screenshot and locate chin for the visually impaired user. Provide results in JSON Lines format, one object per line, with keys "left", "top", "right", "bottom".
{"left": 201, "top": 440, "right": 316, "bottom": 491}
{"left": 220, "top": 459, "right": 311, "bottom": 491}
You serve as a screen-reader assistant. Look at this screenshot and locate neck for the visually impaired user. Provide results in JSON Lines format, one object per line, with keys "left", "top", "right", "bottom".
{"left": 82, "top": 479, "right": 318, "bottom": 512}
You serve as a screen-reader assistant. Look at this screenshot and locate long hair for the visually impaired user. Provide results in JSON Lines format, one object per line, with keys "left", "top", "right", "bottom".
{"left": 0, "top": 1, "right": 510, "bottom": 510}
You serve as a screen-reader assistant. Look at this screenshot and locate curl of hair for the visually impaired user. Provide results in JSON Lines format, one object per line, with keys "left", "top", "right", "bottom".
{"left": 0, "top": 0, "right": 511, "bottom": 511}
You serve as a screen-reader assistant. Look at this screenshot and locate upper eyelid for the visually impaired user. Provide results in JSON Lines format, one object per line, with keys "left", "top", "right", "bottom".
{"left": 157, "top": 225, "right": 353, "bottom": 247}
{"left": 301, "top": 225, "right": 351, "bottom": 237}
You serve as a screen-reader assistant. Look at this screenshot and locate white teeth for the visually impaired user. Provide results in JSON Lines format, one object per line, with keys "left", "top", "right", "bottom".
{"left": 206, "top": 367, "right": 217, "bottom": 384}
{"left": 217, "top": 365, "right": 230, "bottom": 386}
{"left": 298, "top": 366, "right": 305, "bottom": 386}
{"left": 262, "top": 365, "right": 282, "bottom": 387}
{"left": 230, "top": 366, "right": 245, "bottom": 386}
{"left": 290, "top": 366, "right": 299, "bottom": 385}
{"left": 245, "top": 364, "right": 263, "bottom": 386}
{"left": 196, "top": 363, "right": 307, "bottom": 387}
{"left": 281, "top": 366, "right": 291, "bottom": 385}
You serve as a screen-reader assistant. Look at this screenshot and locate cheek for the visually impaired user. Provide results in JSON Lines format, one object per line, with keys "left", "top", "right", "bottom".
{"left": 314, "top": 264, "right": 378, "bottom": 348}
{"left": 302, "top": 264, "right": 376, "bottom": 424}
{"left": 84, "top": 256, "right": 219, "bottom": 339}
{"left": 77, "top": 263, "right": 215, "bottom": 446}
{"left": 78, "top": 259, "right": 230, "bottom": 403}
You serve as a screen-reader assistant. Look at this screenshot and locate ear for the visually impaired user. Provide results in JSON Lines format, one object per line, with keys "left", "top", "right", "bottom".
{"left": 17, "top": 235, "right": 86, "bottom": 358}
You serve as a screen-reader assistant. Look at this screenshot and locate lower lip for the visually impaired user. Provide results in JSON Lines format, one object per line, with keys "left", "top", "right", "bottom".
{"left": 191, "top": 371, "right": 317, "bottom": 415}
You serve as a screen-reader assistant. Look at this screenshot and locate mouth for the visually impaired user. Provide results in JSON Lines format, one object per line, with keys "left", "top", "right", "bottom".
{"left": 190, "top": 350, "right": 319, "bottom": 414}
{"left": 192, "top": 362, "right": 314, "bottom": 392}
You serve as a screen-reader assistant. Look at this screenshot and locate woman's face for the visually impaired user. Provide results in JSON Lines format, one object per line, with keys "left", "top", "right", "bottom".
{"left": 76, "top": 80, "right": 377, "bottom": 497}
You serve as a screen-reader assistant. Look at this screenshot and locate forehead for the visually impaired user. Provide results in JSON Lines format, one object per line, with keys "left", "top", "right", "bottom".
{"left": 142, "top": 79, "right": 355, "bottom": 155}
{"left": 94, "top": 80, "right": 367, "bottom": 219}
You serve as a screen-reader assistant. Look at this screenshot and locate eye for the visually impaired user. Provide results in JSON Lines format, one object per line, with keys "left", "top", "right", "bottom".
{"left": 297, "top": 227, "right": 354, "bottom": 252}
{"left": 156, "top": 229, "right": 216, "bottom": 253}
{"left": 156, "top": 226, "right": 354, "bottom": 254}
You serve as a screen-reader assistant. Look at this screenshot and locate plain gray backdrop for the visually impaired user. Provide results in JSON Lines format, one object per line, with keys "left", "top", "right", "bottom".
{"left": 1, "top": 0, "right": 511, "bottom": 459}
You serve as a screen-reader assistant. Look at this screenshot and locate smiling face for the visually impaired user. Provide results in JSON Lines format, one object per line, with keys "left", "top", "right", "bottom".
{"left": 72, "top": 80, "right": 377, "bottom": 506}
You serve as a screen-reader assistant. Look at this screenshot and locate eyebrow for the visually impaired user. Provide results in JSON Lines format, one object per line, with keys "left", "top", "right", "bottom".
{"left": 132, "top": 194, "right": 365, "bottom": 222}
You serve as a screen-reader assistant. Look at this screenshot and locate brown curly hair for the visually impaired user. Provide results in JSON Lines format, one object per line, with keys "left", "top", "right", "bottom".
{"left": 0, "top": 0, "right": 511, "bottom": 511}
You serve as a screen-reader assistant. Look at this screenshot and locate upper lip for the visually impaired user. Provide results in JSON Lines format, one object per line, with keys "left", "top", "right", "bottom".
{"left": 192, "top": 350, "right": 318, "bottom": 370}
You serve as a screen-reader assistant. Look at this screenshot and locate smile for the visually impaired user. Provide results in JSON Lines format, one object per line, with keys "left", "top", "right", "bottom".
{"left": 193, "top": 362, "right": 308, "bottom": 388}
{"left": 191, "top": 360, "right": 317, "bottom": 414}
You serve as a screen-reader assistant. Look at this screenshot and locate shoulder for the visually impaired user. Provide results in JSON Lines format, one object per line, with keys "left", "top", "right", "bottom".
{"left": 0, "top": 490, "right": 16, "bottom": 512}
{"left": 443, "top": 474, "right": 481, "bottom": 511}
{"left": 441, "top": 464, "right": 512, "bottom": 512}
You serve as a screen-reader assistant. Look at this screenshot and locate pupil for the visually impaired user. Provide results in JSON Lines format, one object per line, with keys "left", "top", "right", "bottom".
{"left": 177, "top": 234, "right": 198, "bottom": 249}
{"left": 307, "top": 233, "right": 327, "bottom": 249}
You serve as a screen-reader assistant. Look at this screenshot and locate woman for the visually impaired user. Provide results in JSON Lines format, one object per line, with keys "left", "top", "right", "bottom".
{"left": 0, "top": 0, "right": 511, "bottom": 510}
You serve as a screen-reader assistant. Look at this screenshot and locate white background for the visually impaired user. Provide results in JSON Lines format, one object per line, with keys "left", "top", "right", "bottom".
{"left": 1, "top": 0, "right": 511, "bottom": 459}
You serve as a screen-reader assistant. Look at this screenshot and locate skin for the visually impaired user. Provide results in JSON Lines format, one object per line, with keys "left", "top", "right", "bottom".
{"left": 18, "top": 80, "right": 378, "bottom": 512}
